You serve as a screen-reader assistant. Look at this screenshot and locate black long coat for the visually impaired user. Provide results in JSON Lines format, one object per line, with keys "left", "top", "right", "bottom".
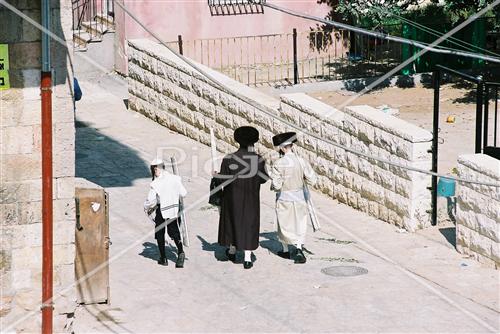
{"left": 216, "top": 147, "right": 268, "bottom": 250}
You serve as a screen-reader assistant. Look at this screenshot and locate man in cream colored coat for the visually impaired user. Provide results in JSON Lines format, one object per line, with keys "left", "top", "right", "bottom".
{"left": 270, "top": 132, "right": 317, "bottom": 264}
{"left": 144, "top": 158, "right": 187, "bottom": 267}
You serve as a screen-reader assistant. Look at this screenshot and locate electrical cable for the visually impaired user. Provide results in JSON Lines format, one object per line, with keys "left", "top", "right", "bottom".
{"left": 263, "top": 1, "right": 500, "bottom": 64}
{"left": 115, "top": 1, "right": 500, "bottom": 188}
{"left": 377, "top": 6, "right": 500, "bottom": 58}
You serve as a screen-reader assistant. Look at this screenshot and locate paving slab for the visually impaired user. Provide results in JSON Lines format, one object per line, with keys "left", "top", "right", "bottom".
{"left": 71, "top": 74, "right": 499, "bottom": 333}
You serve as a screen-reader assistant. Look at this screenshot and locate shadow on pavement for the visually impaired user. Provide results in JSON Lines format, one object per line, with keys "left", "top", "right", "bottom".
{"left": 439, "top": 227, "right": 456, "bottom": 248}
{"left": 138, "top": 241, "right": 177, "bottom": 263}
{"left": 197, "top": 235, "right": 228, "bottom": 261}
{"left": 76, "top": 119, "right": 150, "bottom": 187}
{"left": 259, "top": 232, "right": 282, "bottom": 256}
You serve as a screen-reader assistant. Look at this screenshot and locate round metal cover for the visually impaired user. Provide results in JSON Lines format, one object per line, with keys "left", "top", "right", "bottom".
{"left": 321, "top": 265, "right": 368, "bottom": 277}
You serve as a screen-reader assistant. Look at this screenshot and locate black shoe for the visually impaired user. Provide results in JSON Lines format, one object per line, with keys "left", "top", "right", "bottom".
{"left": 294, "top": 249, "right": 306, "bottom": 264}
{"left": 225, "top": 249, "right": 236, "bottom": 262}
{"left": 277, "top": 251, "right": 290, "bottom": 259}
{"left": 176, "top": 252, "right": 185, "bottom": 268}
{"left": 157, "top": 257, "right": 168, "bottom": 266}
{"left": 243, "top": 261, "right": 253, "bottom": 269}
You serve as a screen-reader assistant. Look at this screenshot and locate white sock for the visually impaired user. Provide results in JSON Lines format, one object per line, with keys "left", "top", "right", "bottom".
{"left": 281, "top": 243, "right": 289, "bottom": 252}
{"left": 229, "top": 245, "right": 236, "bottom": 254}
{"left": 296, "top": 243, "right": 302, "bottom": 250}
{"left": 244, "top": 250, "right": 252, "bottom": 262}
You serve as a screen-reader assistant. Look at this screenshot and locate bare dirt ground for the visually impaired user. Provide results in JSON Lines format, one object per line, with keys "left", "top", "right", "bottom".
{"left": 309, "top": 83, "right": 498, "bottom": 174}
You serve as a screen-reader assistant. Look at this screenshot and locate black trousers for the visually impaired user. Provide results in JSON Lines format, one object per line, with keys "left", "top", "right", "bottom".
{"left": 155, "top": 207, "right": 183, "bottom": 257}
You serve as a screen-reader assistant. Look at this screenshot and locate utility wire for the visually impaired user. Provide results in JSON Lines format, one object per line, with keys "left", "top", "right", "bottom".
{"left": 377, "top": 6, "right": 500, "bottom": 58}
{"left": 115, "top": 1, "right": 500, "bottom": 188}
{"left": 263, "top": 1, "right": 500, "bottom": 63}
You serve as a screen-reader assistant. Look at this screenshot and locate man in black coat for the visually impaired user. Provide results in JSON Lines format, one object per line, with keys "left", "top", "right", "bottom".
{"left": 216, "top": 126, "right": 268, "bottom": 269}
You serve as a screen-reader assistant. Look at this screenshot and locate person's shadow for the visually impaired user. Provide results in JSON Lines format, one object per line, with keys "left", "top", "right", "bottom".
{"left": 139, "top": 242, "right": 178, "bottom": 263}
{"left": 197, "top": 235, "right": 234, "bottom": 262}
{"left": 259, "top": 232, "right": 282, "bottom": 256}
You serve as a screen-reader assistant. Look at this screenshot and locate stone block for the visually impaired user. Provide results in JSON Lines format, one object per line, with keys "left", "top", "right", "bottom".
{"left": 469, "top": 231, "right": 493, "bottom": 259}
{"left": 54, "top": 122, "right": 75, "bottom": 153}
{"left": 54, "top": 198, "right": 75, "bottom": 223}
{"left": 215, "top": 107, "right": 233, "bottom": 128}
{"left": 0, "top": 153, "right": 41, "bottom": 182}
{"left": 357, "top": 122, "right": 375, "bottom": 145}
{"left": 254, "top": 110, "right": 273, "bottom": 128}
{"left": 476, "top": 214, "right": 500, "bottom": 243}
{"left": 199, "top": 98, "right": 216, "bottom": 119}
{"left": 202, "top": 85, "right": 219, "bottom": 105}
{"left": 1, "top": 126, "right": 34, "bottom": 154}
{"left": 373, "top": 166, "right": 395, "bottom": 191}
{"left": 17, "top": 200, "right": 42, "bottom": 225}
{"left": 347, "top": 189, "right": 358, "bottom": 208}
{"left": 0, "top": 203, "right": 18, "bottom": 225}
{"left": 238, "top": 103, "right": 255, "bottom": 122}
{"left": 278, "top": 103, "right": 300, "bottom": 124}
{"left": 334, "top": 183, "right": 348, "bottom": 204}
{"left": 53, "top": 150, "right": 75, "bottom": 178}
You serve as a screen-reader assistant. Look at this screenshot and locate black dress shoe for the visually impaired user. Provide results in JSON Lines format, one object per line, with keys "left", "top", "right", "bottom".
{"left": 176, "top": 252, "right": 185, "bottom": 268}
{"left": 277, "top": 251, "right": 290, "bottom": 259}
{"left": 294, "top": 249, "right": 306, "bottom": 264}
{"left": 225, "top": 249, "right": 236, "bottom": 262}
{"left": 243, "top": 261, "right": 253, "bottom": 269}
{"left": 157, "top": 257, "right": 168, "bottom": 266}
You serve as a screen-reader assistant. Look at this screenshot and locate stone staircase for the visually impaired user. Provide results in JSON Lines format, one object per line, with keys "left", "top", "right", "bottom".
{"left": 73, "top": 13, "right": 115, "bottom": 52}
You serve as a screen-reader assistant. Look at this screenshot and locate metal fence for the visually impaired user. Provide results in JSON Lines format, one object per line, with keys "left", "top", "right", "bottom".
{"left": 72, "top": 0, "right": 115, "bottom": 49}
{"left": 167, "top": 28, "right": 404, "bottom": 86}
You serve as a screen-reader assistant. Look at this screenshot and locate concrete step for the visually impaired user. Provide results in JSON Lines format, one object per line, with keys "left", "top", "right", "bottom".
{"left": 95, "top": 13, "right": 115, "bottom": 31}
{"left": 81, "top": 21, "right": 107, "bottom": 38}
{"left": 73, "top": 30, "right": 91, "bottom": 51}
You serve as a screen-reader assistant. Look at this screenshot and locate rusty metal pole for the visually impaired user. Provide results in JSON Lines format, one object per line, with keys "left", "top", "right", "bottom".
{"left": 41, "top": 0, "right": 53, "bottom": 333}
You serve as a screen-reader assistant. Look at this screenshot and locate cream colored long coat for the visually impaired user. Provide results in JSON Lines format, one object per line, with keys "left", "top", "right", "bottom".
{"left": 270, "top": 151, "right": 317, "bottom": 245}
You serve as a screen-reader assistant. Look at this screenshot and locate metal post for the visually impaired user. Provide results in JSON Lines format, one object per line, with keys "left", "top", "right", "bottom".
{"left": 484, "top": 85, "right": 490, "bottom": 149}
{"left": 292, "top": 28, "right": 298, "bottom": 85}
{"left": 41, "top": 0, "right": 53, "bottom": 332}
{"left": 476, "top": 80, "right": 484, "bottom": 153}
{"left": 178, "top": 35, "right": 183, "bottom": 55}
{"left": 495, "top": 87, "right": 498, "bottom": 147}
{"left": 431, "top": 69, "right": 440, "bottom": 226}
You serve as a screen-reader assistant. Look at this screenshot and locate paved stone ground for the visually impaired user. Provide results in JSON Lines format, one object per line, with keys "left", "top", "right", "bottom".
{"left": 70, "top": 73, "right": 499, "bottom": 333}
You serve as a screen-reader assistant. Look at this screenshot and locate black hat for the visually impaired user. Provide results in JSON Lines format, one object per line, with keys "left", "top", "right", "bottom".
{"left": 272, "top": 132, "right": 297, "bottom": 147}
{"left": 234, "top": 126, "right": 259, "bottom": 145}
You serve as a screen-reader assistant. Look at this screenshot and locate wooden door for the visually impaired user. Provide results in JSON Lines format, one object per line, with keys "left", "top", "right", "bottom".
{"left": 75, "top": 187, "right": 110, "bottom": 304}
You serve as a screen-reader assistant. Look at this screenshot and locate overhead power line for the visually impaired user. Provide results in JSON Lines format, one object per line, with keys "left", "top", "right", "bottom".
{"left": 113, "top": 1, "right": 500, "bottom": 188}
{"left": 263, "top": 1, "right": 500, "bottom": 63}
{"left": 377, "top": 6, "right": 500, "bottom": 58}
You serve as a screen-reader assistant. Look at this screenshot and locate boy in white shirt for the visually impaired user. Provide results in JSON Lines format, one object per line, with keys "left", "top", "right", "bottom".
{"left": 144, "top": 158, "right": 187, "bottom": 267}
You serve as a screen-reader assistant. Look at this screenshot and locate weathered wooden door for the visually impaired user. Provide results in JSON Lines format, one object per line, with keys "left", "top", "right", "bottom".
{"left": 75, "top": 185, "right": 110, "bottom": 304}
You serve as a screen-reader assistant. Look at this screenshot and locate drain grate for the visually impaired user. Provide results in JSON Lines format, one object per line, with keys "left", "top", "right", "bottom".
{"left": 321, "top": 265, "right": 368, "bottom": 277}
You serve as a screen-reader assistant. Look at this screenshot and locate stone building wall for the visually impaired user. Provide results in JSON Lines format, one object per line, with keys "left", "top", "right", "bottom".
{"left": 0, "top": 0, "right": 76, "bottom": 332}
{"left": 456, "top": 154, "right": 500, "bottom": 269}
{"left": 127, "top": 38, "right": 433, "bottom": 231}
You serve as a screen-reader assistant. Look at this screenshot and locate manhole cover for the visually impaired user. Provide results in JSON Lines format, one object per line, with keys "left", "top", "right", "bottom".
{"left": 321, "top": 266, "right": 368, "bottom": 277}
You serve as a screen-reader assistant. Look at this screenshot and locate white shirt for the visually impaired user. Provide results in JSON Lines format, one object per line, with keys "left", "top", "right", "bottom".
{"left": 144, "top": 171, "right": 187, "bottom": 219}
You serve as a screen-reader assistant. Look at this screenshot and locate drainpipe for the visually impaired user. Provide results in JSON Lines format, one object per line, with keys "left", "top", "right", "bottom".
{"left": 41, "top": 0, "right": 53, "bottom": 333}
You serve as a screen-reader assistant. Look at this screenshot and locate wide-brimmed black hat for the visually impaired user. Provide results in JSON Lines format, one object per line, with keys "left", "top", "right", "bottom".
{"left": 272, "top": 132, "right": 297, "bottom": 147}
{"left": 234, "top": 126, "right": 259, "bottom": 145}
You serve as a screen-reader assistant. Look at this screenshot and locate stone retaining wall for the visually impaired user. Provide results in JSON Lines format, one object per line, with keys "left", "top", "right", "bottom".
{"left": 0, "top": 1, "right": 76, "bottom": 332}
{"left": 456, "top": 154, "right": 500, "bottom": 269}
{"left": 127, "top": 39, "right": 433, "bottom": 231}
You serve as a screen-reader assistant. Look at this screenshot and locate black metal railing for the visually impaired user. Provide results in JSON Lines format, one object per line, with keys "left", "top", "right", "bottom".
{"left": 72, "top": 0, "right": 115, "bottom": 49}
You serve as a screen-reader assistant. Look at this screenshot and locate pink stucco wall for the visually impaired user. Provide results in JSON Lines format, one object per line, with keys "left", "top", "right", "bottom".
{"left": 114, "top": 0, "right": 330, "bottom": 74}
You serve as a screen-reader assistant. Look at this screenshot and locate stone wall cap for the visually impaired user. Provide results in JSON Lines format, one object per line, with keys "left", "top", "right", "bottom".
{"left": 345, "top": 105, "right": 433, "bottom": 143}
{"left": 458, "top": 154, "right": 500, "bottom": 180}
{"left": 280, "top": 93, "right": 344, "bottom": 124}
{"left": 75, "top": 177, "right": 104, "bottom": 190}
